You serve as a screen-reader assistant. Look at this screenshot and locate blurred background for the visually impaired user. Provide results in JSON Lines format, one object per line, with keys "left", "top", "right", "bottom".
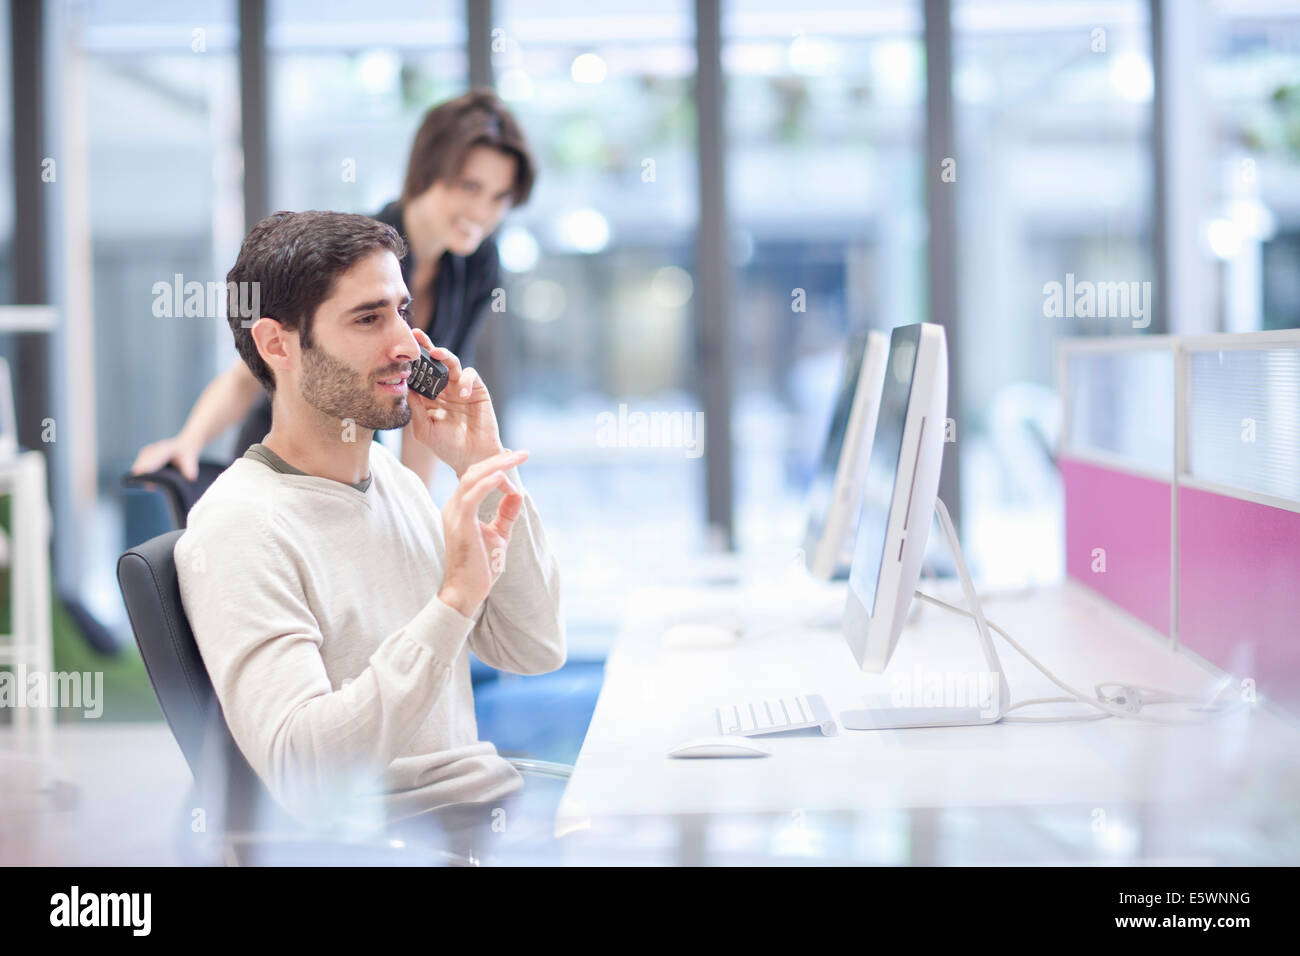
{"left": 0, "top": 0, "right": 1298, "bottom": 732}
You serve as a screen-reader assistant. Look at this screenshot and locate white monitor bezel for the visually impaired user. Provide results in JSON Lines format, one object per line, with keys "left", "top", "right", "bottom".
{"left": 842, "top": 323, "right": 948, "bottom": 673}
{"left": 803, "top": 330, "right": 889, "bottom": 581}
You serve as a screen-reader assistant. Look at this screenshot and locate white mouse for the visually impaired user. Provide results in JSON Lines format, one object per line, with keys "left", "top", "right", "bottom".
{"left": 668, "top": 735, "right": 772, "bottom": 758}
{"left": 661, "top": 623, "right": 739, "bottom": 649}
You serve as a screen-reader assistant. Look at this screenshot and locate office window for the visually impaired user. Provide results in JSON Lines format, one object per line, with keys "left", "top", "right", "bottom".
{"left": 60, "top": 0, "right": 241, "bottom": 624}
{"left": 267, "top": 0, "right": 466, "bottom": 214}
{"left": 490, "top": 0, "right": 702, "bottom": 649}
{"left": 952, "top": 0, "right": 1154, "bottom": 586}
{"left": 723, "top": 0, "right": 927, "bottom": 557}
{"left": 1203, "top": 0, "right": 1300, "bottom": 332}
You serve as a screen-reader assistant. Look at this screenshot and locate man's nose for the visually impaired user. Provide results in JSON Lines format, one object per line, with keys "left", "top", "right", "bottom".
{"left": 390, "top": 319, "right": 420, "bottom": 361}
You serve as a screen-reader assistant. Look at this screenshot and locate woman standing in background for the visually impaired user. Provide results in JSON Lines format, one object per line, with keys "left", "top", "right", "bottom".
{"left": 131, "top": 89, "right": 536, "bottom": 490}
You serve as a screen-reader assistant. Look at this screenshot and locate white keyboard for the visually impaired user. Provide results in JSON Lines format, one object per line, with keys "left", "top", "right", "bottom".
{"left": 713, "top": 694, "right": 838, "bottom": 737}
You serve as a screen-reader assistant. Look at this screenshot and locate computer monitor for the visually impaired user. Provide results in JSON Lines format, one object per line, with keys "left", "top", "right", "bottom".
{"left": 839, "top": 322, "right": 1007, "bottom": 729}
{"left": 842, "top": 323, "right": 948, "bottom": 673}
{"left": 802, "top": 330, "right": 888, "bottom": 581}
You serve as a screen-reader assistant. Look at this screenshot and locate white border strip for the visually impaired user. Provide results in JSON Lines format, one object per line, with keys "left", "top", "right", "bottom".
{"left": 1057, "top": 447, "right": 1173, "bottom": 484}
{"left": 0, "top": 306, "right": 57, "bottom": 333}
{"left": 1178, "top": 330, "right": 1300, "bottom": 352}
{"left": 1177, "top": 476, "right": 1300, "bottom": 516}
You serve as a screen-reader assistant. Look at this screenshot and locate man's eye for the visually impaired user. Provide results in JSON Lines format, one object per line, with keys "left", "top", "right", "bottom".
{"left": 358, "top": 315, "right": 378, "bottom": 325}
{"left": 399, "top": 308, "right": 413, "bottom": 325}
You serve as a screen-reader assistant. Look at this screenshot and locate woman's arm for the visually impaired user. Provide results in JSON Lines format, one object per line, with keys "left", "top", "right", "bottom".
{"left": 131, "top": 360, "right": 265, "bottom": 480}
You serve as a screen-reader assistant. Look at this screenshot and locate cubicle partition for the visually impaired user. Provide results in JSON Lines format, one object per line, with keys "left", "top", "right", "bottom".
{"left": 1176, "top": 334, "right": 1300, "bottom": 707}
{"left": 1058, "top": 339, "right": 1176, "bottom": 638}
{"left": 1057, "top": 331, "right": 1300, "bottom": 709}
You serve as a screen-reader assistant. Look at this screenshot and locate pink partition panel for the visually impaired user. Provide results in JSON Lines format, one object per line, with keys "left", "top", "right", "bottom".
{"left": 1061, "top": 456, "right": 1171, "bottom": 636}
{"left": 1178, "top": 487, "right": 1300, "bottom": 707}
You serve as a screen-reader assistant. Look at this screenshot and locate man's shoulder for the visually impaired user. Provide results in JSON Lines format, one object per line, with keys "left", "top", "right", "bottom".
{"left": 180, "top": 460, "right": 282, "bottom": 545}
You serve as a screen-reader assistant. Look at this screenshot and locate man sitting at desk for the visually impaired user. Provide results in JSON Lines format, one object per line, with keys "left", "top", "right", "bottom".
{"left": 175, "top": 210, "right": 565, "bottom": 830}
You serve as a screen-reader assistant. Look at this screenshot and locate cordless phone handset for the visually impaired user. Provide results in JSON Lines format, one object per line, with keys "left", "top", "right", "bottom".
{"left": 408, "top": 346, "right": 450, "bottom": 401}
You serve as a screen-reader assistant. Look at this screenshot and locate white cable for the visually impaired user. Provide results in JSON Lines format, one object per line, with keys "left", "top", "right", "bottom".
{"left": 913, "top": 590, "right": 1244, "bottom": 725}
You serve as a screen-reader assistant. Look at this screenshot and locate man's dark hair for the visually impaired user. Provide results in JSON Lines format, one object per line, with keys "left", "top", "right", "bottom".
{"left": 226, "top": 210, "right": 406, "bottom": 394}
{"left": 401, "top": 88, "right": 536, "bottom": 207}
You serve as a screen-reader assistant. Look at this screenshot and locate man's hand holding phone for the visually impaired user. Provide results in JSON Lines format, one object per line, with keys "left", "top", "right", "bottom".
{"left": 407, "top": 328, "right": 504, "bottom": 477}
{"left": 437, "top": 448, "right": 529, "bottom": 619}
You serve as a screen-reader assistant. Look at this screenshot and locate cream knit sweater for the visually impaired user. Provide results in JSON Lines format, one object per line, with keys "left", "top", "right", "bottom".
{"left": 174, "top": 440, "right": 565, "bottom": 829}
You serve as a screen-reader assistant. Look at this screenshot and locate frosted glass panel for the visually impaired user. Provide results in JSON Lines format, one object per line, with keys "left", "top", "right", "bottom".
{"left": 1187, "top": 347, "right": 1300, "bottom": 502}
{"left": 1066, "top": 350, "right": 1174, "bottom": 473}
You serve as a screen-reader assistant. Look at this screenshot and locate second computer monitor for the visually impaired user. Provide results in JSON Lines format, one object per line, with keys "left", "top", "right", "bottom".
{"left": 842, "top": 323, "right": 948, "bottom": 673}
{"left": 802, "top": 330, "right": 888, "bottom": 581}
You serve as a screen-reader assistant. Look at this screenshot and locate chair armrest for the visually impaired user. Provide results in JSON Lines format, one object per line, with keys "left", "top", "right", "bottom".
{"left": 122, "top": 460, "right": 228, "bottom": 529}
{"left": 505, "top": 757, "right": 573, "bottom": 780}
{"left": 504, "top": 759, "right": 572, "bottom": 780}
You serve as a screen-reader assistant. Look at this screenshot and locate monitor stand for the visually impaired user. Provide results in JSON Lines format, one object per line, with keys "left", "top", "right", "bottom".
{"left": 839, "top": 498, "right": 1009, "bottom": 730}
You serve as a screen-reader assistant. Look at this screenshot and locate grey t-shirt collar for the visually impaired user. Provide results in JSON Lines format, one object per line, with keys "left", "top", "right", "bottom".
{"left": 243, "top": 442, "right": 373, "bottom": 493}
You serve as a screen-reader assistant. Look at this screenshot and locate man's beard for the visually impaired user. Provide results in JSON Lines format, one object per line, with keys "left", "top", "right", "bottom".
{"left": 300, "top": 343, "right": 412, "bottom": 432}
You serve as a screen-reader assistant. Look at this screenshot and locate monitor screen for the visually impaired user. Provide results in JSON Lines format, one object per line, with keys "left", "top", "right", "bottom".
{"left": 804, "top": 332, "right": 870, "bottom": 546}
{"left": 848, "top": 325, "right": 920, "bottom": 616}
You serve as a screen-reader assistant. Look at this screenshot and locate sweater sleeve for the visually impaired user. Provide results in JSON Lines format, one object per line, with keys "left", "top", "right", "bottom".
{"left": 174, "top": 499, "right": 475, "bottom": 827}
{"left": 464, "top": 466, "right": 567, "bottom": 676}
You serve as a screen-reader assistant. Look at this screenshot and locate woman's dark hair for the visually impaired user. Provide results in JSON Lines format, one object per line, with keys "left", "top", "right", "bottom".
{"left": 401, "top": 88, "right": 535, "bottom": 206}
{"left": 226, "top": 210, "right": 406, "bottom": 394}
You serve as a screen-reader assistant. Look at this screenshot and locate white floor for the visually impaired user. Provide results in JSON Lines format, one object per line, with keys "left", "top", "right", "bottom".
{"left": 0, "top": 722, "right": 191, "bottom": 866}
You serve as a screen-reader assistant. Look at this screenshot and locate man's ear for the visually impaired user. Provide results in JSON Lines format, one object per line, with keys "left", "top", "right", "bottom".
{"left": 250, "top": 316, "right": 293, "bottom": 381}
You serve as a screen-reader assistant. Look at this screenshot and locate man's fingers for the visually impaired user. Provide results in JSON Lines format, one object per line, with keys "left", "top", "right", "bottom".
{"left": 489, "top": 488, "right": 523, "bottom": 538}
{"left": 427, "top": 345, "right": 463, "bottom": 382}
{"left": 453, "top": 366, "right": 480, "bottom": 399}
{"left": 459, "top": 469, "right": 513, "bottom": 515}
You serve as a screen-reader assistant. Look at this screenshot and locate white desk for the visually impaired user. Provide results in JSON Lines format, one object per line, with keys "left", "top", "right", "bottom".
{"left": 554, "top": 578, "right": 1300, "bottom": 864}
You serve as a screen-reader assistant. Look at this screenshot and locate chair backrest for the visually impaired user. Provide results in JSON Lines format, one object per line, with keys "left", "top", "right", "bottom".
{"left": 121, "top": 461, "right": 228, "bottom": 530}
{"left": 116, "top": 530, "right": 267, "bottom": 828}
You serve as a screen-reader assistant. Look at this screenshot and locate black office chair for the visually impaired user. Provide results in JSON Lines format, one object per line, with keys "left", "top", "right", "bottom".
{"left": 116, "top": 529, "right": 571, "bottom": 866}
{"left": 121, "top": 461, "right": 229, "bottom": 530}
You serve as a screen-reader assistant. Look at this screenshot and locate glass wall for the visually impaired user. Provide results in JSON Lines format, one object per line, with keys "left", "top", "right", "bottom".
{"left": 952, "top": 0, "right": 1154, "bottom": 587}
{"left": 490, "top": 0, "right": 702, "bottom": 649}
{"left": 63, "top": 0, "right": 241, "bottom": 625}
{"left": 20, "top": 0, "right": 1290, "bottom": 644}
{"left": 723, "top": 0, "right": 926, "bottom": 560}
{"left": 1203, "top": 0, "right": 1300, "bottom": 333}
{"left": 268, "top": 0, "right": 466, "bottom": 215}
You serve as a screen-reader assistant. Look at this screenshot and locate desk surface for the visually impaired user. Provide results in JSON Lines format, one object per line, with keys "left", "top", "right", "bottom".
{"left": 555, "top": 578, "right": 1299, "bottom": 864}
